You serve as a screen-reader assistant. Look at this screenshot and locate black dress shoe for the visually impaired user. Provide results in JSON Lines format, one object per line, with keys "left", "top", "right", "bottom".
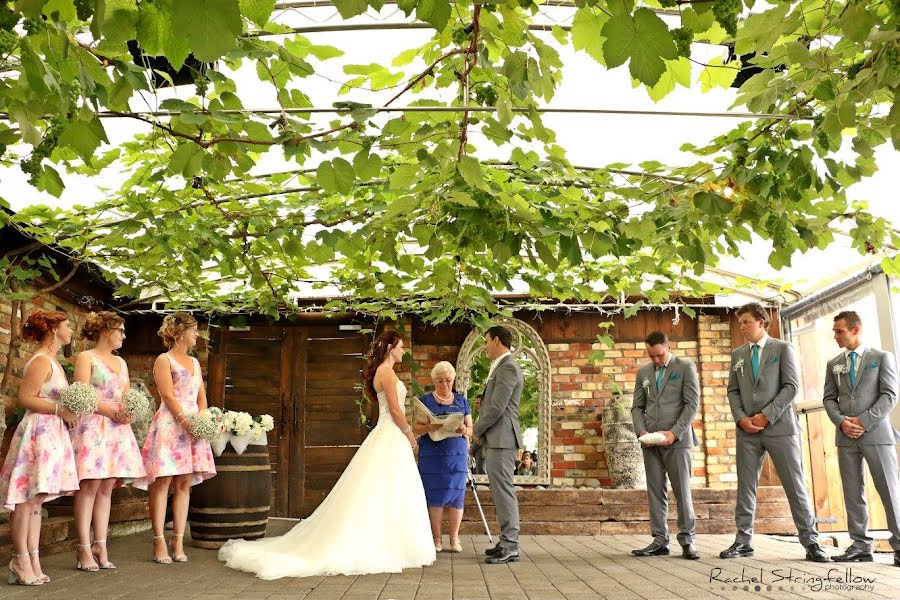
{"left": 893, "top": 551, "right": 899, "bottom": 567}
{"left": 485, "top": 544, "right": 503, "bottom": 557}
{"left": 682, "top": 544, "right": 700, "bottom": 560}
{"left": 485, "top": 547, "right": 519, "bottom": 564}
{"left": 631, "top": 542, "right": 670, "bottom": 557}
{"left": 832, "top": 547, "right": 872, "bottom": 562}
{"left": 805, "top": 543, "right": 830, "bottom": 563}
{"left": 719, "top": 542, "right": 754, "bottom": 559}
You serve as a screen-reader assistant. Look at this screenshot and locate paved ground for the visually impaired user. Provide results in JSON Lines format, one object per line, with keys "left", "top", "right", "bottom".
{"left": 0, "top": 521, "right": 897, "bottom": 600}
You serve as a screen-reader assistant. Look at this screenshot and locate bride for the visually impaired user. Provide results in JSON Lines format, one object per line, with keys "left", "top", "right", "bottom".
{"left": 218, "top": 331, "right": 436, "bottom": 579}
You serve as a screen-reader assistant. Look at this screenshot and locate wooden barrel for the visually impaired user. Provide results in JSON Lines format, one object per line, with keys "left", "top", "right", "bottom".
{"left": 188, "top": 445, "right": 271, "bottom": 549}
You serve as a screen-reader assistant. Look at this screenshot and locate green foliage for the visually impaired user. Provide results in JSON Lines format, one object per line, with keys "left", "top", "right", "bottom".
{"left": 0, "top": 0, "right": 895, "bottom": 324}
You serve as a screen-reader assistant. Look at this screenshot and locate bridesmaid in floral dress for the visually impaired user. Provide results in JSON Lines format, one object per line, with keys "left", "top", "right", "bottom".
{"left": 135, "top": 312, "right": 215, "bottom": 564}
{"left": 70, "top": 312, "right": 146, "bottom": 572}
{"left": 0, "top": 311, "right": 80, "bottom": 585}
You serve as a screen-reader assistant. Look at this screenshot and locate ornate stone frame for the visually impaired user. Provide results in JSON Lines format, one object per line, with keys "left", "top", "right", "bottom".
{"left": 455, "top": 318, "right": 552, "bottom": 485}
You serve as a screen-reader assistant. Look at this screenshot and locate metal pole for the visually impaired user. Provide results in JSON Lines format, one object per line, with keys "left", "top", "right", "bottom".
{"left": 468, "top": 455, "right": 493, "bottom": 543}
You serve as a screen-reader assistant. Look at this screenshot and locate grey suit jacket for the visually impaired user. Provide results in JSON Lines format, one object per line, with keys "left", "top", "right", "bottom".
{"left": 823, "top": 348, "right": 899, "bottom": 446}
{"left": 727, "top": 337, "right": 801, "bottom": 437}
{"left": 631, "top": 355, "right": 700, "bottom": 448}
{"left": 473, "top": 355, "right": 524, "bottom": 449}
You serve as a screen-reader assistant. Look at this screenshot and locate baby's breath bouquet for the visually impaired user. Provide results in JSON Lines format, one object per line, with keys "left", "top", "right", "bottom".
{"left": 121, "top": 386, "right": 152, "bottom": 420}
{"left": 59, "top": 382, "right": 98, "bottom": 417}
{"left": 189, "top": 409, "right": 221, "bottom": 442}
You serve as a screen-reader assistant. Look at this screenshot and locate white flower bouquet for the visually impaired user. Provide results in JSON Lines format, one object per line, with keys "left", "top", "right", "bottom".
{"left": 121, "top": 386, "right": 152, "bottom": 420}
{"left": 249, "top": 414, "right": 275, "bottom": 445}
{"left": 206, "top": 407, "right": 229, "bottom": 456}
{"left": 224, "top": 410, "right": 254, "bottom": 436}
{"left": 59, "top": 382, "right": 98, "bottom": 417}
{"left": 189, "top": 409, "right": 221, "bottom": 442}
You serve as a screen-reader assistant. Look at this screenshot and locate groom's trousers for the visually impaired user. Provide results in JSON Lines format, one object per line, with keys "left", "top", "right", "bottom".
{"left": 485, "top": 447, "right": 519, "bottom": 551}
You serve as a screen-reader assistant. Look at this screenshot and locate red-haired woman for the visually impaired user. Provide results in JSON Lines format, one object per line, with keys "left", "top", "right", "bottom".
{"left": 219, "top": 330, "right": 434, "bottom": 579}
{"left": 0, "top": 311, "right": 80, "bottom": 585}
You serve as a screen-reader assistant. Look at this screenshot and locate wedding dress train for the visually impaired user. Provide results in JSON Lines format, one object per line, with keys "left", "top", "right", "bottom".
{"left": 218, "top": 381, "right": 435, "bottom": 579}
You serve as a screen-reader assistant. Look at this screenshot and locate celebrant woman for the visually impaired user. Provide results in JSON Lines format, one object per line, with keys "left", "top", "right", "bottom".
{"left": 415, "top": 361, "right": 473, "bottom": 553}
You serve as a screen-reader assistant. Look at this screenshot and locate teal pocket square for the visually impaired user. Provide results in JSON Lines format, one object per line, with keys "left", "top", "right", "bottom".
{"left": 866, "top": 360, "right": 879, "bottom": 369}
{"left": 767, "top": 355, "right": 779, "bottom": 364}
{"left": 670, "top": 371, "right": 681, "bottom": 380}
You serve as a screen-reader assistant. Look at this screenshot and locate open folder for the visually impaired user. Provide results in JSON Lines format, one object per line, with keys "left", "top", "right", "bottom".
{"left": 414, "top": 398, "right": 465, "bottom": 442}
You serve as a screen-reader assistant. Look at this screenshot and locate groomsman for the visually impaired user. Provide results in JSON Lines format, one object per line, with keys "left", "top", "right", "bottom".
{"left": 822, "top": 311, "right": 900, "bottom": 566}
{"left": 630, "top": 331, "right": 700, "bottom": 560}
{"left": 720, "top": 303, "right": 829, "bottom": 562}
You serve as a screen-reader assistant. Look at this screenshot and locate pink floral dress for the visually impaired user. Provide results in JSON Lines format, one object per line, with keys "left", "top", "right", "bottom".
{"left": 0, "top": 353, "right": 80, "bottom": 511}
{"left": 69, "top": 354, "right": 146, "bottom": 484}
{"left": 134, "top": 354, "right": 215, "bottom": 489}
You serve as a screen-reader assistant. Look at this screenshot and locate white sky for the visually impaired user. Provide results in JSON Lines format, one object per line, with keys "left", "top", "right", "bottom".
{"left": 3, "top": 5, "right": 897, "bottom": 300}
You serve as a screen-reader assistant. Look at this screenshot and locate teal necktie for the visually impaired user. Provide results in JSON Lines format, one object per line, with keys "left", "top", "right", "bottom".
{"left": 656, "top": 367, "right": 664, "bottom": 391}
{"left": 751, "top": 344, "right": 760, "bottom": 381}
{"left": 849, "top": 351, "right": 858, "bottom": 387}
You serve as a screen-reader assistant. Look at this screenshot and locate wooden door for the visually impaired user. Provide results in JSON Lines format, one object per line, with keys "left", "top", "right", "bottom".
{"left": 208, "top": 322, "right": 369, "bottom": 518}
{"left": 290, "top": 325, "right": 369, "bottom": 518}
{"left": 207, "top": 325, "right": 292, "bottom": 515}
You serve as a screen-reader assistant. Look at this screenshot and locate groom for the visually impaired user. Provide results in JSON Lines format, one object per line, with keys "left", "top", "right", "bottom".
{"left": 473, "top": 325, "right": 524, "bottom": 564}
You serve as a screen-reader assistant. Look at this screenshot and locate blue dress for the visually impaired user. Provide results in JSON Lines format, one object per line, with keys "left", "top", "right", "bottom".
{"left": 417, "top": 392, "right": 471, "bottom": 509}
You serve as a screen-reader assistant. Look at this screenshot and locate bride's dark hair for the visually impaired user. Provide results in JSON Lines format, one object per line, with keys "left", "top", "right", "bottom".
{"left": 362, "top": 330, "right": 403, "bottom": 402}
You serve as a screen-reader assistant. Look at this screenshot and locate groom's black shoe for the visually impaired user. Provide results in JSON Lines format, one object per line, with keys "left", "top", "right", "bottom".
{"left": 832, "top": 547, "right": 872, "bottom": 562}
{"left": 681, "top": 544, "right": 700, "bottom": 560}
{"left": 894, "top": 551, "right": 899, "bottom": 567}
{"left": 805, "top": 543, "right": 830, "bottom": 563}
{"left": 485, "top": 547, "right": 519, "bottom": 564}
{"left": 719, "top": 542, "right": 754, "bottom": 559}
{"left": 631, "top": 542, "right": 669, "bottom": 557}
{"left": 485, "top": 543, "right": 503, "bottom": 557}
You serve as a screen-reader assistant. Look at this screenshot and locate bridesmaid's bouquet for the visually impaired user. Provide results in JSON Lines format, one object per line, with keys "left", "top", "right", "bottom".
{"left": 59, "top": 382, "right": 98, "bottom": 417}
{"left": 189, "top": 409, "right": 221, "bottom": 442}
{"left": 122, "top": 386, "right": 152, "bottom": 420}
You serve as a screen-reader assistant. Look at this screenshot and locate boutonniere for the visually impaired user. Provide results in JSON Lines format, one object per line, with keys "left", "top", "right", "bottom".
{"left": 733, "top": 358, "right": 745, "bottom": 376}
{"left": 866, "top": 360, "right": 879, "bottom": 370}
{"left": 669, "top": 371, "right": 681, "bottom": 381}
{"left": 833, "top": 363, "right": 847, "bottom": 385}
{"left": 641, "top": 378, "right": 651, "bottom": 391}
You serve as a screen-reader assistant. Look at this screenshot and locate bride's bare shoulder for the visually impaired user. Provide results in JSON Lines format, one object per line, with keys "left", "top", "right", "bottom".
{"left": 373, "top": 365, "right": 398, "bottom": 392}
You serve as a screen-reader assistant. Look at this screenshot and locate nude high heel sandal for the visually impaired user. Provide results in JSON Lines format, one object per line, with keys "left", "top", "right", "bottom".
{"left": 75, "top": 544, "right": 99, "bottom": 572}
{"left": 152, "top": 535, "right": 172, "bottom": 564}
{"left": 169, "top": 533, "right": 188, "bottom": 562}
{"left": 7, "top": 554, "right": 42, "bottom": 586}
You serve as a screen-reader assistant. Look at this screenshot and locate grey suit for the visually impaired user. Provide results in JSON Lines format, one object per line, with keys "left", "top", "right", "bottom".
{"left": 632, "top": 355, "right": 699, "bottom": 546}
{"left": 823, "top": 348, "right": 900, "bottom": 551}
{"left": 473, "top": 354, "right": 524, "bottom": 551}
{"left": 727, "top": 337, "right": 819, "bottom": 547}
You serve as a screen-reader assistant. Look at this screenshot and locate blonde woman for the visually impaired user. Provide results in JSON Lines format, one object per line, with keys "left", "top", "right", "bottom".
{"left": 414, "top": 361, "right": 472, "bottom": 553}
{"left": 135, "top": 313, "right": 215, "bottom": 564}
{"left": 70, "top": 311, "right": 146, "bottom": 571}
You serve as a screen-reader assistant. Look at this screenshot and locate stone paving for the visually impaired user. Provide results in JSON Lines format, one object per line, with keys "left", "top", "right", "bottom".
{"left": 0, "top": 521, "right": 896, "bottom": 600}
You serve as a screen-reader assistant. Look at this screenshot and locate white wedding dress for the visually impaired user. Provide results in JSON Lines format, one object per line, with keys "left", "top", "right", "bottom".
{"left": 218, "top": 381, "right": 436, "bottom": 579}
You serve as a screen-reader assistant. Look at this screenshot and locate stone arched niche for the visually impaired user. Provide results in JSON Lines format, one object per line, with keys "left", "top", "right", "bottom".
{"left": 455, "top": 318, "right": 551, "bottom": 485}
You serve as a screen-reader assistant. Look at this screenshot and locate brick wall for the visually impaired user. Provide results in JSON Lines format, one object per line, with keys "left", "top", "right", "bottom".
{"left": 547, "top": 340, "right": 706, "bottom": 488}
{"left": 404, "top": 311, "right": 746, "bottom": 490}
{"left": 697, "top": 313, "right": 738, "bottom": 488}
{"left": 1, "top": 293, "right": 94, "bottom": 427}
